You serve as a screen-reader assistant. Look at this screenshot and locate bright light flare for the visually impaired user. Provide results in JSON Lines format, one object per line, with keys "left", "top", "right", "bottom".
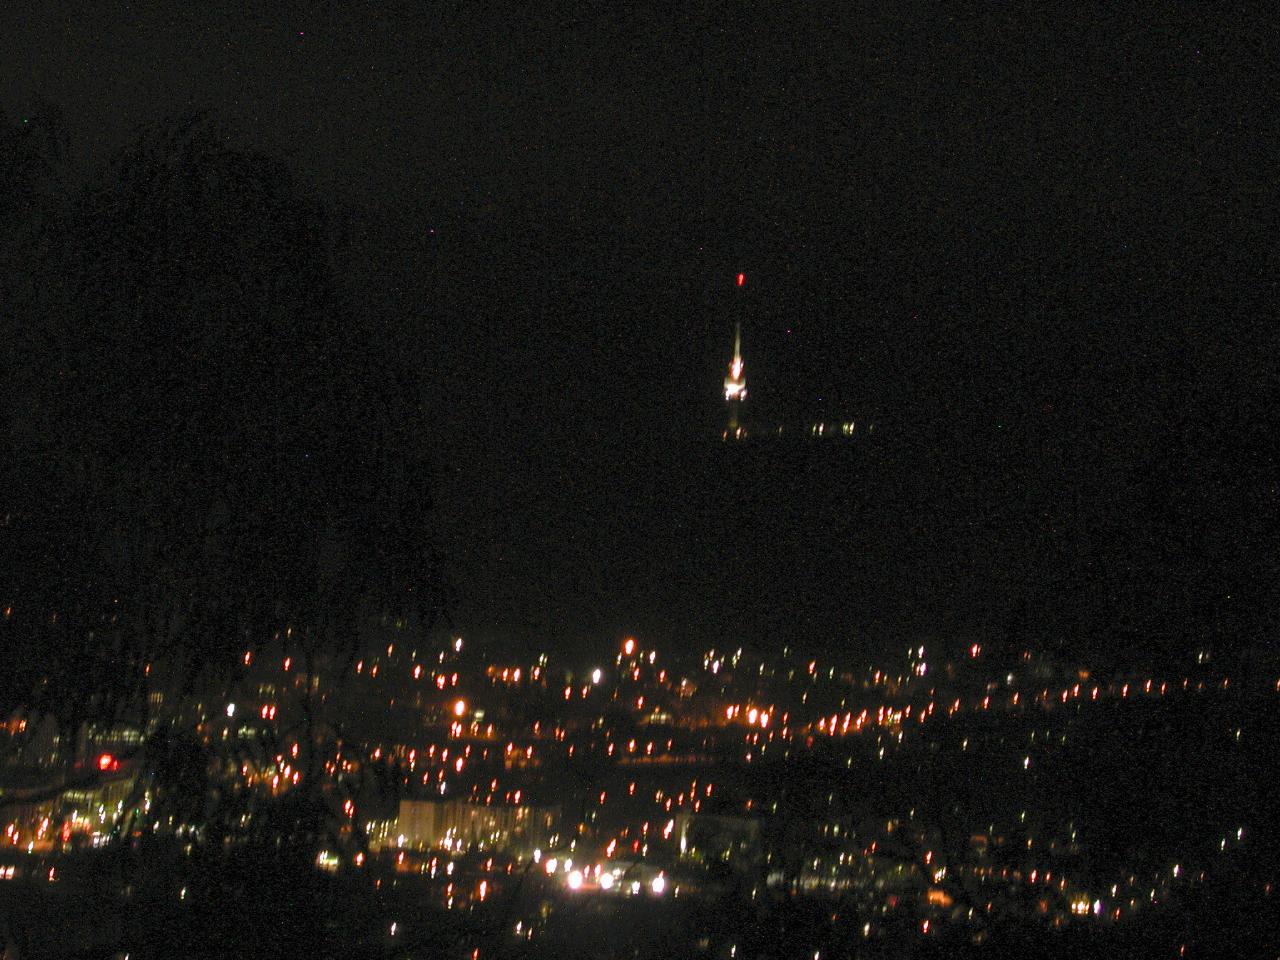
{"left": 453, "top": 699, "right": 467, "bottom": 717}
{"left": 567, "top": 869, "right": 583, "bottom": 890}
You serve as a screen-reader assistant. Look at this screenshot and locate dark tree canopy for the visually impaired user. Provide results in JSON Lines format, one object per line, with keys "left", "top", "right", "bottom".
{"left": 1, "top": 114, "right": 443, "bottom": 731}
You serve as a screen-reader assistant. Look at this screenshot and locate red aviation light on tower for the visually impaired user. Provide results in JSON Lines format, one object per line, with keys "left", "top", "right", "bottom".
{"left": 735, "top": 272, "right": 745, "bottom": 287}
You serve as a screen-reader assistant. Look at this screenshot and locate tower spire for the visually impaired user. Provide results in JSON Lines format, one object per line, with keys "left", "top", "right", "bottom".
{"left": 724, "top": 275, "right": 747, "bottom": 437}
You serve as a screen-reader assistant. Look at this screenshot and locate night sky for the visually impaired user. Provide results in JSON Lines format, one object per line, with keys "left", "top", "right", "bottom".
{"left": 3, "top": 4, "right": 1273, "bottom": 661}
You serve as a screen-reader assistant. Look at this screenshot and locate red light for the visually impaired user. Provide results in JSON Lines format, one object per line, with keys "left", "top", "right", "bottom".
{"left": 735, "top": 272, "right": 745, "bottom": 287}
{"left": 97, "top": 753, "right": 114, "bottom": 771}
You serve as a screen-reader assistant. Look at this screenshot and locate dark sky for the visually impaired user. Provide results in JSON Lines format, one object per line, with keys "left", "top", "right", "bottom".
{"left": 3, "top": 4, "right": 1274, "bottom": 663}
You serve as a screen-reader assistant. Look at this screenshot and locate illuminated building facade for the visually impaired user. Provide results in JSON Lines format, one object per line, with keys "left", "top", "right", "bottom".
{"left": 389, "top": 798, "right": 559, "bottom": 854}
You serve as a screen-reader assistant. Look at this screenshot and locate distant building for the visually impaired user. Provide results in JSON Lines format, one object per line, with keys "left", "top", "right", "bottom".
{"left": 675, "top": 811, "right": 762, "bottom": 870}
{"left": 58, "top": 768, "right": 137, "bottom": 840}
{"left": 0, "top": 763, "right": 138, "bottom": 850}
{"left": 386, "top": 798, "right": 559, "bottom": 855}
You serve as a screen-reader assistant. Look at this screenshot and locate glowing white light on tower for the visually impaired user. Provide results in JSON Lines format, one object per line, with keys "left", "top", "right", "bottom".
{"left": 724, "top": 323, "right": 746, "bottom": 402}
{"left": 723, "top": 273, "right": 749, "bottom": 437}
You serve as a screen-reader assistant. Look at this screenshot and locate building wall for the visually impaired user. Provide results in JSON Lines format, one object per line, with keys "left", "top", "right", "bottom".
{"left": 394, "top": 798, "right": 558, "bottom": 854}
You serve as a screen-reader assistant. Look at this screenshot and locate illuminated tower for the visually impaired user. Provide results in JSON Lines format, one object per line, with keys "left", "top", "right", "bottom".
{"left": 724, "top": 273, "right": 747, "bottom": 437}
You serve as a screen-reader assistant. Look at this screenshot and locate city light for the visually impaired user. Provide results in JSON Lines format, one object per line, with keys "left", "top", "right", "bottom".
{"left": 0, "top": 603, "right": 1257, "bottom": 950}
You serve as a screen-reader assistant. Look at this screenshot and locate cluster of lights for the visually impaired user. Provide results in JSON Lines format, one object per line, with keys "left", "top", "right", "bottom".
{"left": 2, "top": 620, "right": 1264, "bottom": 955}
{"left": 547, "top": 856, "right": 666, "bottom": 897}
{"left": 724, "top": 705, "right": 771, "bottom": 728}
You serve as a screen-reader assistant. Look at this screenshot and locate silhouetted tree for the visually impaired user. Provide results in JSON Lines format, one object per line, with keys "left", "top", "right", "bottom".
{"left": 1, "top": 110, "right": 444, "bottom": 958}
